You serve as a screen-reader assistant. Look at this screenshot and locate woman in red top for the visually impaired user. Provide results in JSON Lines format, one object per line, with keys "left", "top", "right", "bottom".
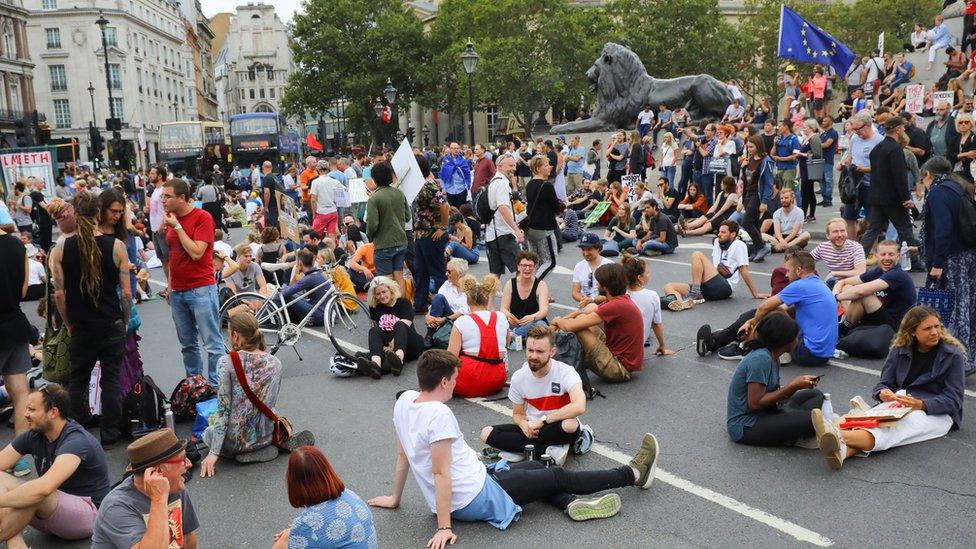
{"left": 677, "top": 183, "right": 708, "bottom": 219}
{"left": 448, "top": 275, "right": 510, "bottom": 398}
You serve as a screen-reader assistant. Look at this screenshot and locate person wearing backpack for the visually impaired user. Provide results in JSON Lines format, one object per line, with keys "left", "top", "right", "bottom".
{"left": 919, "top": 157, "right": 976, "bottom": 376}
{"left": 483, "top": 155, "right": 524, "bottom": 278}
{"left": 10, "top": 182, "right": 33, "bottom": 235}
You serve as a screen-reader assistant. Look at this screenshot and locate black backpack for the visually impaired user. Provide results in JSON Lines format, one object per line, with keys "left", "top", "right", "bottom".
{"left": 839, "top": 167, "right": 858, "bottom": 205}
{"left": 945, "top": 180, "right": 976, "bottom": 248}
{"left": 120, "top": 374, "right": 167, "bottom": 439}
{"left": 476, "top": 183, "right": 496, "bottom": 225}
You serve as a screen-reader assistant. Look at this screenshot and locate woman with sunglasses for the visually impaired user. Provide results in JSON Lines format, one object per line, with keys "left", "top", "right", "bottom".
{"left": 954, "top": 113, "right": 976, "bottom": 176}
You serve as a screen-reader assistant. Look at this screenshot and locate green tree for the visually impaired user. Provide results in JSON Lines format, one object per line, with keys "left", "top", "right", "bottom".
{"left": 281, "top": 0, "right": 432, "bottom": 145}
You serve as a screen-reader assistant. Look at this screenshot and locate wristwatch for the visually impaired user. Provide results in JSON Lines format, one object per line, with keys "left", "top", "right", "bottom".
{"left": 540, "top": 415, "right": 549, "bottom": 425}
{"left": 174, "top": 224, "right": 183, "bottom": 231}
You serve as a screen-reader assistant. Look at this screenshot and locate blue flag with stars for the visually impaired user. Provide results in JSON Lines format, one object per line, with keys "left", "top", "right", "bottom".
{"left": 777, "top": 5, "right": 856, "bottom": 75}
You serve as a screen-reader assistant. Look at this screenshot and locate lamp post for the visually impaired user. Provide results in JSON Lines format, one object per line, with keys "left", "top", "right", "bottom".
{"left": 423, "top": 124, "right": 429, "bottom": 147}
{"left": 460, "top": 40, "right": 479, "bottom": 148}
{"left": 87, "top": 82, "right": 100, "bottom": 167}
{"left": 96, "top": 12, "right": 123, "bottom": 168}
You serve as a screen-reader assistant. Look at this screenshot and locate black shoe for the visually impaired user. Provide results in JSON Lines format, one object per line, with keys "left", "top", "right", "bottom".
{"left": 696, "top": 325, "right": 712, "bottom": 356}
{"left": 386, "top": 350, "right": 403, "bottom": 376}
{"left": 717, "top": 342, "right": 748, "bottom": 361}
{"left": 413, "top": 306, "right": 429, "bottom": 316}
{"left": 354, "top": 356, "right": 382, "bottom": 379}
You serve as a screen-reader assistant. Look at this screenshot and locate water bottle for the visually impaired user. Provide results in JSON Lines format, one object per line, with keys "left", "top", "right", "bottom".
{"left": 540, "top": 454, "right": 554, "bottom": 468}
{"left": 821, "top": 393, "right": 835, "bottom": 423}
{"left": 523, "top": 444, "right": 535, "bottom": 462}
{"left": 513, "top": 335, "right": 522, "bottom": 352}
{"left": 163, "top": 403, "right": 176, "bottom": 432}
{"left": 899, "top": 241, "right": 911, "bottom": 271}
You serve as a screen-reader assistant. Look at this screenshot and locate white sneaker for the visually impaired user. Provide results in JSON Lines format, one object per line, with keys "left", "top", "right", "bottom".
{"left": 545, "top": 444, "right": 570, "bottom": 466}
{"left": 497, "top": 450, "right": 524, "bottom": 463}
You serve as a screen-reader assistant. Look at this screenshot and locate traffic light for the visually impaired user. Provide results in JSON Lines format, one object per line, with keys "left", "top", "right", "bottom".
{"left": 14, "top": 118, "right": 28, "bottom": 147}
{"left": 317, "top": 118, "right": 327, "bottom": 148}
{"left": 89, "top": 125, "right": 104, "bottom": 160}
{"left": 406, "top": 126, "right": 416, "bottom": 143}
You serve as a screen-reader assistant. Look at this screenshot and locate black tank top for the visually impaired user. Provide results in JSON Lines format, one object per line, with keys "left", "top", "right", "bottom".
{"left": 509, "top": 277, "right": 541, "bottom": 320}
{"left": 62, "top": 234, "right": 122, "bottom": 329}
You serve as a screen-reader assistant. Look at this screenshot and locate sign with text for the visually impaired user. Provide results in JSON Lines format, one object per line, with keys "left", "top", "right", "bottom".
{"left": 905, "top": 84, "right": 925, "bottom": 114}
{"left": 391, "top": 138, "right": 424, "bottom": 205}
{"left": 0, "top": 148, "right": 58, "bottom": 197}
{"left": 275, "top": 190, "right": 301, "bottom": 243}
{"left": 932, "top": 91, "right": 955, "bottom": 110}
{"left": 334, "top": 187, "right": 351, "bottom": 208}
{"left": 348, "top": 178, "right": 368, "bottom": 203}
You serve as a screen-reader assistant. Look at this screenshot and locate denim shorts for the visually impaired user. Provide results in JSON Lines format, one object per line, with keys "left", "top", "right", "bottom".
{"left": 374, "top": 244, "right": 407, "bottom": 275}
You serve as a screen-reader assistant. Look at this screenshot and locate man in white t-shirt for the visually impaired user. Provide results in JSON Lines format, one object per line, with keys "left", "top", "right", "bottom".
{"left": 309, "top": 159, "right": 342, "bottom": 237}
{"left": 368, "top": 350, "right": 660, "bottom": 537}
{"left": 485, "top": 155, "right": 523, "bottom": 277}
{"left": 212, "top": 229, "right": 234, "bottom": 259}
{"left": 722, "top": 98, "right": 745, "bottom": 125}
{"left": 662, "top": 220, "right": 766, "bottom": 310}
{"left": 479, "top": 325, "right": 593, "bottom": 466}
{"left": 635, "top": 104, "right": 655, "bottom": 138}
{"left": 763, "top": 188, "right": 810, "bottom": 251}
{"left": 571, "top": 232, "right": 614, "bottom": 306}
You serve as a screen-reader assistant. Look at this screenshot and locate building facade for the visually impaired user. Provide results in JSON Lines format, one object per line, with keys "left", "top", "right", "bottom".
{"left": 178, "top": 0, "right": 217, "bottom": 121}
{"left": 213, "top": 3, "right": 293, "bottom": 127}
{"left": 0, "top": 0, "right": 36, "bottom": 151}
{"left": 26, "top": 0, "right": 195, "bottom": 168}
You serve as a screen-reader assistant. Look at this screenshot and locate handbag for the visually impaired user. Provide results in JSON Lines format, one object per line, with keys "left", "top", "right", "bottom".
{"left": 916, "top": 276, "right": 954, "bottom": 322}
{"left": 805, "top": 158, "right": 825, "bottom": 181}
{"left": 424, "top": 319, "right": 453, "bottom": 349}
{"left": 41, "top": 283, "right": 70, "bottom": 384}
{"left": 708, "top": 156, "right": 729, "bottom": 174}
{"left": 229, "top": 351, "right": 293, "bottom": 449}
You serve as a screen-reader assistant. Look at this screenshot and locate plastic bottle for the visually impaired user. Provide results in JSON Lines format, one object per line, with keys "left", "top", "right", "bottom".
{"left": 822, "top": 393, "right": 834, "bottom": 423}
{"left": 900, "top": 241, "right": 911, "bottom": 271}
{"left": 513, "top": 334, "right": 522, "bottom": 352}
{"left": 523, "top": 444, "right": 535, "bottom": 462}
{"left": 163, "top": 403, "right": 175, "bottom": 432}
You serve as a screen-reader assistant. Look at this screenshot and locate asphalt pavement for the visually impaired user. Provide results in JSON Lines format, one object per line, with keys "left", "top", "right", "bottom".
{"left": 8, "top": 222, "right": 976, "bottom": 548}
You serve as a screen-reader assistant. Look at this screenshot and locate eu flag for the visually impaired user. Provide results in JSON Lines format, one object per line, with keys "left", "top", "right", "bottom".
{"left": 777, "top": 5, "right": 856, "bottom": 75}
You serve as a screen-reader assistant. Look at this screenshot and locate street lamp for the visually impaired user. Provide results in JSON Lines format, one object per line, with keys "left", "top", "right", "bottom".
{"left": 95, "top": 12, "right": 123, "bottom": 168}
{"left": 383, "top": 78, "right": 397, "bottom": 106}
{"left": 87, "top": 82, "right": 100, "bottom": 166}
{"left": 373, "top": 99, "right": 384, "bottom": 119}
{"left": 87, "top": 82, "right": 96, "bottom": 126}
{"left": 460, "top": 40, "right": 479, "bottom": 147}
{"left": 423, "top": 124, "right": 429, "bottom": 147}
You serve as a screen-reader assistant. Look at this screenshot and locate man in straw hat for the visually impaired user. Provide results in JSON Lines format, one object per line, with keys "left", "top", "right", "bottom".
{"left": 92, "top": 429, "right": 199, "bottom": 548}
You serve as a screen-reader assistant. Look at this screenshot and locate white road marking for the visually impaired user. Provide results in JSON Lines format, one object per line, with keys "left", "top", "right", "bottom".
{"left": 469, "top": 397, "right": 834, "bottom": 547}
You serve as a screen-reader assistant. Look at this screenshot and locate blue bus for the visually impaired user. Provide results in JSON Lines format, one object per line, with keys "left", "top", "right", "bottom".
{"left": 228, "top": 113, "right": 299, "bottom": 172}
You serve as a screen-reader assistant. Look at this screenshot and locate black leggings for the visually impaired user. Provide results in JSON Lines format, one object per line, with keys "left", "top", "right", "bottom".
{"left": 485, "top": 421, "right": 580, "bottom": 453}
{"left": 710, "top": 309, "right": 757, "bottom": 352}
{"left": 737, "top": 389, "right": 825, "bottom": 447}
{"left": 742, "top": 191, "right": 764, "bottom": 255}
{"left": 493, "top": 460, "right": 634, "bottom": 510}
{"left": 801, "top": 177, "right": 816, "bottom": 218}
{"left": 367, "top": 322, "right": 424, "bottom": 372}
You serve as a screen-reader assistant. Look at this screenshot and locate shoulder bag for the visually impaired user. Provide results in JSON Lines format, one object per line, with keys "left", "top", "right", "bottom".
{"left": 229, "top": 351, "right": 293, "bottom": 449}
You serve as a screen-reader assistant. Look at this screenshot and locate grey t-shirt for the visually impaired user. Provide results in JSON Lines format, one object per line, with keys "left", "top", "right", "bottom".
{"left": 773, "top": 206, "right": 804, "bottom": 234}
{"left": 91, "top": 476, "right": 199, "bottom": 548}
{"left": 196, "top": 184, "right": 219, "bottom": 203}
{"left": 612, "top": 143, "right": 629, "bottom": 170}
{"left": 12, "top": 194, "right": 31, "bottom": 226}
{"left": 10, "top": 419, "right": 109, "bottom": 505}
{"left": 227, "top": 262, "right": 262, "bottom": 293}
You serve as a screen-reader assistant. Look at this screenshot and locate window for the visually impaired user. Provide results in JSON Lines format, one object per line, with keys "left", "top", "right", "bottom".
{"left": 104, "top": 27, "right": 117, "bottom": 47}
{"left": 49, "top": 65, "right": 67, "bottom": 91}
{"left": 53, "top": 99, "right": 70, "bottom": 128}
{"left": 249, "top": 89, "right": 255, "bottom": 99}
{"left": 45, "top": 28, "right": 61, "bottom": 49}
{"left": 269, "top": 88, "right": 275, "bottom": 99}
{"left": 111, "top": 98, "right": 124, "bottom": 122}
{"left": 240, "top": 89, "right": 245, "bottom": 100}
{"left": 267, "top": 68, "right": 274, "bottom": 80}
{"left": 108, "top": 64, "right": 122, "bottom": 90}
{"left": 259, "top": 88, "right": 265, "bottom": 99}
{"left": 486, "top": 106, "right": 499, "bottom": 143}
{"left": 42, "top": 0, "right": 57, "bottom": 9}
{"left": 248, "top": 68, "right": 255, "bottom": 81}
{"left": 4, "top": 24, "right": 14, "bottom": 58}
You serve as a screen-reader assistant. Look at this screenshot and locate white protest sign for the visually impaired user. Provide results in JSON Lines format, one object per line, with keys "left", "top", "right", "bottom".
{"left": 334, "top": 186, "right": 351, "bottom": 208}
{"left": 905, "top": 84, "right": 925, "bottom": 114}
{"left": 621, "top": 174, "right": 641, "bottom": 202}
{"left": 877, "top": 32, "right": 884, "bottom": 53}
{"left": 348, "top": 177, "right": 368, "bottom": 203}
{"left": 1, "top": 148, "right": 57, "bottom": 197}
{"left": 390, "top": 138, "right": 424, "bottom": 205}
{"left": 932, "top": 91, "right": 955, "bottom": 110}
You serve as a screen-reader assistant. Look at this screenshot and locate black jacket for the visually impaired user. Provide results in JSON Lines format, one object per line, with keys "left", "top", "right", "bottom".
{"left": 925, "top": 117, "right": 960, "bottom": 165}
{"left": 525, "top": 178, "right": 563, "bottom": 231}
{"left": 867, "top": 136, "right": 910, "bottom": 206}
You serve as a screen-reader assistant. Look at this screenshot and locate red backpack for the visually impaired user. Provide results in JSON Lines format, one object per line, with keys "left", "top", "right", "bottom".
{"left": 169, "top": 375, "right": 216, "bottom": 420}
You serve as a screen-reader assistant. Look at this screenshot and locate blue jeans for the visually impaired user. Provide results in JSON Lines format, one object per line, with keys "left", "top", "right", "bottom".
{"left": 287, "top": 298, "right": 324, "bottom": 327}
{"left": 430, "top": 294, "right": 454, "bottom": 319}
{"left": 374, "top": 244, "right": 407, "bottom": 276}
{"left": 821, "top": 161, "right": 834, "bottom": 203}
{"left": 511, "top": 319, "right": 549, "bottom": 339}
{"left": 661, "top": 166, "right": 676, "bottom": 190}
{"left": 792, "top": 336, "right": 831, "bottom": 367}
{"left": 639, "top": 123, "right": 651, "bottom": 138}
{"left": 678, "top": 161, "right": 693, "bottom": 196}
{"left": 414, "top": 236, "right": 448, "bottom": 310}
{"left": 170, "top": 284, "right": 224, "bottom": 384}
{"left": 641, "top": 240, "right": 675, "bottom": 254}
{"left": 446, "top": 242, "right": 480, "bottom": 264}
{"left": 700, "top": 173, "right": 716, "bottom": 207}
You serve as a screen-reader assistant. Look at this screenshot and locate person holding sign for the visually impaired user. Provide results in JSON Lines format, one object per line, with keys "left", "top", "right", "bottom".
{"left": 811, "top": 307, "right": 965, "bottom": 470}
{"left": 310, "top": 160, "right": 342, "bottom": 237}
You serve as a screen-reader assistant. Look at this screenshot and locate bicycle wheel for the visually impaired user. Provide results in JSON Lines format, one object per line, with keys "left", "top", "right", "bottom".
{"left": 325, "top": 293, "right": 371, "bottom": 359}
{"left": 218, "top": 292, "right": 286, "bottom": 352}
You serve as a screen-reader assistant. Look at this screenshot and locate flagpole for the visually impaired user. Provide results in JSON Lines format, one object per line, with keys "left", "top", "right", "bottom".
{"left": 776, "top": 4, "right": 786, "bottom": 121}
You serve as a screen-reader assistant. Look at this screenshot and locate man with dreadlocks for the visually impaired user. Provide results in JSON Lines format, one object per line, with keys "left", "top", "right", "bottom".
{"left": 50, "top": 191, "right": 132, "bottom": 448}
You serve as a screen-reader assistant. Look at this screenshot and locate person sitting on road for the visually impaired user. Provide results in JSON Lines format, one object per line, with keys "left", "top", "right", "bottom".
{"left": 200, "top": 313, "right": 313, "bottom": 477}
{"left": 726, "top": 312, "right": 825, "bottom": 447}
{"left": 833, "top": 240, "right": 917, "bottom": 335}
{"left": 256, "top": 226, "right": 288, "bottom": 285}
{"left": 91, "top": 429, "right": 198, "bottom": 548}
{"left": 623, "top": 254, "right": 673, "bottom": 355}
{"left": 367, "top": 350, "right": 660, "bottom": 538}
{"left": 224, "top": 242, "right": 272, "bottom": 316}
{"left": 444, "top": 211, "right": 479, "bottom": 264}
{"left": 676, "top": 183, "right": 709, "bottom": 219}
{"left": 276, "top": 249, "right": 330, "bottom": 327}
{"left": 761, "top": 188, "right": 810, "bottom": 252}
{"left": 559, "top": 207, "right": 582, "bottom": 243}
{"left": 480, "top": 325, "right": 594, "bottom": 466}
{"left": 577, "top": 180, "right": 608, "bottom": 218}
{"left": 677, "top": 177, "right": 739, "bottom": 237}
{"left": 272, "top": 445, "right": 377, "bottom": 549}
{"left": 553, "top": 263, "right": 644, "bottom": 383}
{"left": 357, "top": 276, "right": 425, "bottom": 379}
{"left": 0, "top": 384, "right": 109, "bottom": 545}
{"left": 500, "top": 251, "right": 550, "bottom": 343}
{"left": 346, "top": 241, "right": 376, "bottom": 292}
{"left": 565, "top": 178, "right": 594, "bottom": 211}
{"left": 448, "top": 275, "right": 509, "bottom": 398}
{"left": 425, "top": 259, "right": 471, "bottom": 337}
{"left": 601, "top": 203, "right": 636, "bottom": 253}
{"left": 809, "top": 218, "right": 867, "bottom": 289}
{"left": 571, "top": 233, "right": 614, "bottom": 307}
{"left": 662, "top": 220, "right": 767, "bottom": 311}
{"left": 700, "top": 251, "right": 838, "bottom": 366}
{"left": 811, "top": 306, "right": 965, "bottom": 470}
{"left": 633, "top": 200, "right": 678, "bottom": 256}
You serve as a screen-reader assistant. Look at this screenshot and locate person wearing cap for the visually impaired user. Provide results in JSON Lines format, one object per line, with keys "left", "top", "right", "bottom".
{"left": 571, "top": 233, "right": 614, "bottom": 307}
{"left": 0, "top": 384, "right": 110, "bottom": 545}
{"left": 91, "top": 429, "right": 198, "bottom": 548}
{"left": 310, "top": 159, "right": 342, "bottom": 237}
{"left": 858, "top": 116, "right": 917, "bottom": 255}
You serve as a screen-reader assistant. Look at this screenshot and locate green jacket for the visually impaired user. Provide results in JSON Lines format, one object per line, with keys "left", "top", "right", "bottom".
{"left": 365, "top": 186, "right": 409, "bottom": 249}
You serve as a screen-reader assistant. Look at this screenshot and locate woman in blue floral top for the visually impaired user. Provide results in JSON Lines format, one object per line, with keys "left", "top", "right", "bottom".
{"left": 273, "top": 446, "right": 378, "bottom": 549}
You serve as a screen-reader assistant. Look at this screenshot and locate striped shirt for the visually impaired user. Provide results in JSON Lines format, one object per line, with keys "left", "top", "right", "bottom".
{"left": 810, "top": 240, "right": 865, "bottom": 273}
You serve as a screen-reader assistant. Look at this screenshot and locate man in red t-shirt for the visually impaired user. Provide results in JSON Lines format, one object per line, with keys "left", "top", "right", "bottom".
{"left": 552, "top": 262, "right": 644, "bottom": 382}
{"left": 161, "top": 178, "right": 222, "bottom": 385}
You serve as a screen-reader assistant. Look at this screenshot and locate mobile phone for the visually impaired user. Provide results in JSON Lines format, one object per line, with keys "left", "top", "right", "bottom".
{"left": 811, "top": 374, "right": 825, "bottom": 381}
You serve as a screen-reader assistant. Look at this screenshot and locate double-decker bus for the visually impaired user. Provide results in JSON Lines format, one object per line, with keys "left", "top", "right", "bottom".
{"left": 228, "top": 113, "right": 299, "bottom": 172}
{"left": 158, "top": 121, "right": 229, "bottom": 178}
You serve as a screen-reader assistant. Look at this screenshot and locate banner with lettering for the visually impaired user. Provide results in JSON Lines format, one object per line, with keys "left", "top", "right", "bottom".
{"left": 0, "top": 147, "right": 58, "bottom": 197}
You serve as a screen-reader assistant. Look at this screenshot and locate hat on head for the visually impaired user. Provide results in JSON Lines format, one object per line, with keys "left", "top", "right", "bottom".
{"left": 578, "top": 232, "right": 601, "bottom": 248}
{"left": 125, "top": 428, "right": 186, "bottom": 473}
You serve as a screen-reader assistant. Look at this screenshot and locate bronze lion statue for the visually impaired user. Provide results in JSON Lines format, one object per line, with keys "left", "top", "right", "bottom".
{"left": 552, "top": 43, "right": 732, "bottom": 133}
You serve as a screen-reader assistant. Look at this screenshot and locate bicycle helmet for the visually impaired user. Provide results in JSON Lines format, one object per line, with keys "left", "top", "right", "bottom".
{"left": 329, "top": 355, "right": 357, "bottom": 377}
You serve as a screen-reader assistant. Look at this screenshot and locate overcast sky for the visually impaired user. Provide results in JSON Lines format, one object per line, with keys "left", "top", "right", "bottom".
{"left": 200, "top": 0, "right": 301, "bottom": 22}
